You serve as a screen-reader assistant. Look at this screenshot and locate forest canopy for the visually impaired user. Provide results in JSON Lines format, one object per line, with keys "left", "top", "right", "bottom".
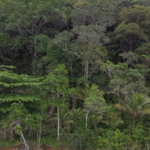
{"left": 0, "top": 0, "right": 150, "bottom": 149}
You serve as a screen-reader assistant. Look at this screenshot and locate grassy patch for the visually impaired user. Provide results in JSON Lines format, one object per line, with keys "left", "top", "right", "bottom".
{"left": 0, "top": 139, "right": 20, "bottom": 147}
{"left": 41, "top": 136, "right": 58, "bottom": 148}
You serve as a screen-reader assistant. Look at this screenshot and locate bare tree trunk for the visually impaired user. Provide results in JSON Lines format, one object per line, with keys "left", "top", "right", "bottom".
{"left": 72, "top": 98, "right": 76, "bottom": 109}
{"left": 10, "top": 121, "right": 18, "bottom": 139}
{"left": 16, "top": 122, "right": 29, "bottom": 150}
{"left": 10, "top": 126, "right": 13, "bottom": 138}
{"left": 49, "top": 105, "right": 55, "bottom": 115}
{"left": 32, "top": 40, "right": 37, "bottom": 75}
{"left": 133, "top": 116, "right": 136, "bottom": 128}
{"left": 70, "top": 61, "right": 73, "bottom": 78}
{"left": 84, "top": 60, "right": 89, "bottom": 80}
{"left": 37, "top": 126, "right": 41, "bottom": 148}
{"left": 20, "top": 131, "right": 29, "bottom": 150}
{"left": 57, "top": 106, "right": 60, "bottom": 141}
{"left": 86, "top": 111, "right": 90, "bottom": 129}
{"left": 29, "top": 126, "right": 32, "bottom": 137}
{"left": 146, "top": 143, "right": 150, "bottom": 150}
{"left": 3, "top": 129, "right": 6, "bottom": 140}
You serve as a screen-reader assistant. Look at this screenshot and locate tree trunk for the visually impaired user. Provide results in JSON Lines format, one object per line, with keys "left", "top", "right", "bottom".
{"left": 57, "top": 106, "right": 60, "bottom": 141}
{"left": 133, "top": 114, "right": 137, "bottom": 128}
{"left": 84, "top": 60, "right": 89, "bottom": 80}
{"left": 32, "top": 40, "right": 37, "bottom": 75}
{"left": 37, "top": 126, "right": 41, "bottom": 148}
{"left": 10, "top": 126, "right": 13, "bottom": 139}
{"left": 3, "top": 129, "right": 6, "bottom": 140}
{"left": 86, "top": 111, "right": 90, "bottom": 129}
{"left": 29, "top": 126, "right": 32, "bottom": 137}
{"left": 16, "top": 122, "right": 29, "bottom": 150}
{"left": 93, "top": 120, "right": 98, "bottom": 132}
{"left": 72, "top": 98, "right": 76, "bottom": 109}
{"left": 20, "top": 131, "right": 29, "bottom": 150}
{"left": 146, "top": 143, "right": 150, "bottom": 150}
{"left": 70, "top": 61, "right": 73, "bottom": 78}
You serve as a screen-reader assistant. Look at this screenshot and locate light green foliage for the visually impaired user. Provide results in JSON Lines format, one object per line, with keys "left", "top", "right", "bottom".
{"left": 84, "top": 84, "right": 109, "bottom": 130}
{"left": 0, "top": 65, "right": 42, "bottom": 140}
{"left": 102, "top": 110, "right": 123, "bottom": 129}
{"left": 119, "top": 5, "right": 150, "bottom": 24}
{"left": 119, "top": 51, "right": 139, "bottom": 66}
{"left": 41, "top": 64, "right": 69, "bottom": 140}
{"left": 43, "top": 64, "right": 69, "bottom": 96}
{"left": 40, "top": 64, "right": 69, "bottom": 113}
{"left": 84, "top": 84, "right": 106, "bottom": 114}
{"left": 102, "top": 62, "right": 146, "bottom": 98}
{"left": 115, "top": 23, "right": 148, "bottom": 41}
{"left": 132, "top": 125, "right": 146, "bottom": 149}
{"left": 98, "top": 129, "right": 126, "bottom": 150}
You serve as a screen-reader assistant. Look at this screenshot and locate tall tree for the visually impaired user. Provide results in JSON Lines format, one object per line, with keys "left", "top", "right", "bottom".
{"left": 0, "top": 0, "right": 68, "bottom": 74}
{"left": 42, "top": 64, "right": 69, "bottom": 141}
{"left": 54, "top": 25, "right": 109, "bottom": 80}
{"left": 115, "top": 23, "right": 148, "bottom": 52}
{"left": 84, "top": 84, "right": 108, "bottom": 129}
{"left": 0, "top": 65, "right": 42, "bottom": 147}
{"left": 102, "top": 62, "right": 146, "bottom": 100}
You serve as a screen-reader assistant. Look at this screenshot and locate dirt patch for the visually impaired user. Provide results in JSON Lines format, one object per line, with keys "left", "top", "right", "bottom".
{"left": 0, "top": 143, "right": 24, "bottom": 150}
{"left": 31, "top": 148, "right": 43, "bottom": 150}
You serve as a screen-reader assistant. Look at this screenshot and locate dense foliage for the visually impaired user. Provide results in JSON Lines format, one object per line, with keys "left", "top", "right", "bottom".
{"left": 0, "top": 0, "right": 150, "bottom": 149}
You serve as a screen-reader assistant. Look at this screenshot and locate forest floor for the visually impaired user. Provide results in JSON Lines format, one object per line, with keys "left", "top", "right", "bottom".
{"left": 0, "top": 141, "right": 69, "bottom": 150}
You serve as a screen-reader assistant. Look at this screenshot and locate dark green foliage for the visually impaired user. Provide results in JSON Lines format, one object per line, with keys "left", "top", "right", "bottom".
{"left": 0, "top": 0, "right": 150, "bottom": 149}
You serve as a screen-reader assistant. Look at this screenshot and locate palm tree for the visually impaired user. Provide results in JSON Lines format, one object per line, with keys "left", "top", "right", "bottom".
{"left": 89, "top": 114, "right": 103, "bottom": 132}
{"left": 102, "top": 112, "right": 123, "bottom": 129}
{"left": 64, "top": 108, "right": 84, "bottom": 133}
{"left": 115, "top": 92, "right": 150, "bottom": 127}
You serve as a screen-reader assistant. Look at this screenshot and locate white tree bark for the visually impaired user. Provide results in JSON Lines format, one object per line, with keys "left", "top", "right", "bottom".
{"left": 84, "top": 60, "right": 89, "bottom": 80}
{"left": 57, "top": 106, "right": 60, "bottom": 141}
{"left": 37, "top": 126, "right": 41, "bottom": 148}
{"left": 86, "top": 111, "right": 90, "bottom": 129}
{"left": 16, "top": 122, "right": 29, "bottom": 150}
{"left": 3, "top": 129, "right": 6, "bottom": 140}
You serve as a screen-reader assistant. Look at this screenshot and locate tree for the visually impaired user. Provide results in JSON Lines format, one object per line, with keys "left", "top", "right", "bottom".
{"left": 54, "top": 25, "right": 109, "bottom": 80}
{"left": 72, "top": 0, "right": 116, "bottom": 27}
{"left": 0, "top": 65, "right": 42, "bottom": 147}
{"left": 73, "top": 25, "right": 109, "bottom": 80}
{"left": 0, "top": 0, "right": 68, "bottom": 74}
{"left": 102, "top": 62, "right": 146, "bottom": 100}
{"left": 115, "top": 92, "right": 150, "bottom": 127}
{"left": 102, "top": 110, "right": 123, "bottom": 129}
{"left": 42, "top": 64, "right": 69, "bottom": 141}
{"left": 84, "top": 84, "right": 108, "bottom": 129}
{"left": 64, "top": 108, "right": 84, "bottom": 133}
{"left": 119, "top": 4, "right": 150, "bottom": 35}
{"left": 119, "top": 5, "right": 150, "bottom": 25}
{"left": 115, "top": 23, "right": 148, "bottom": 51}
{"left": 119, "top": 51, "right": 138, "bottom": 67}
